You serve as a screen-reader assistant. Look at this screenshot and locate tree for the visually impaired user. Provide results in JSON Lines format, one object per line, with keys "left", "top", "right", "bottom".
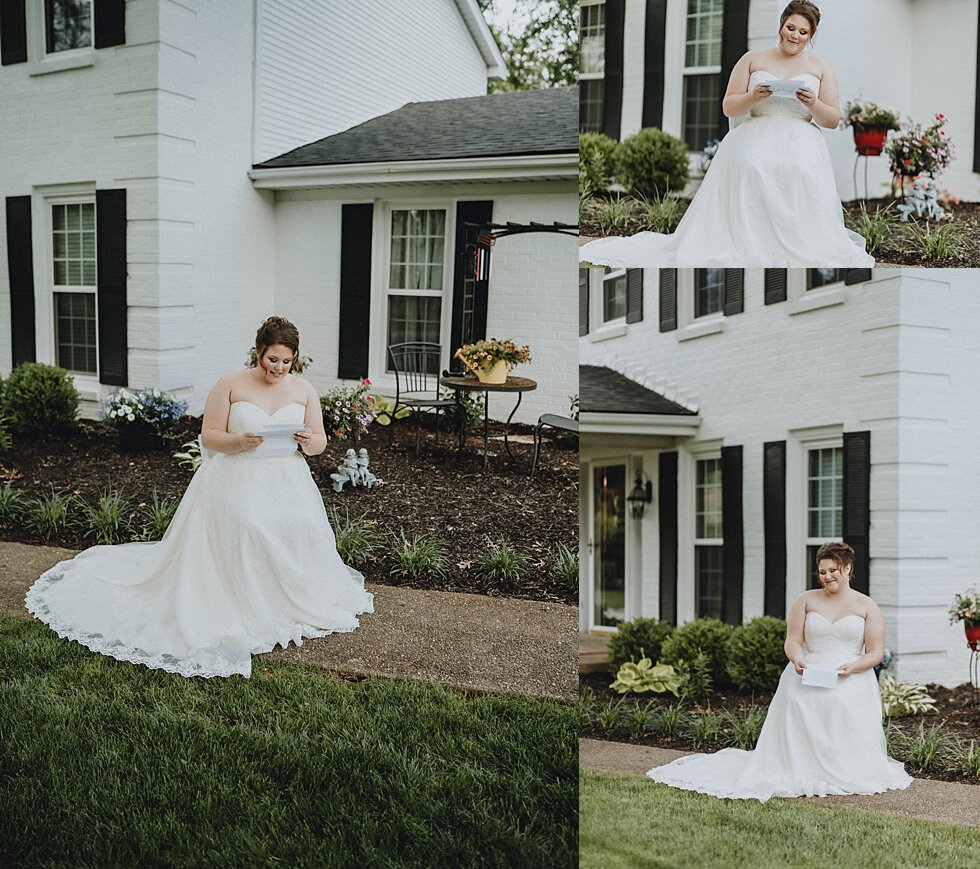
{"left": 480, "top": 0, "right": 579, "bottom": 92}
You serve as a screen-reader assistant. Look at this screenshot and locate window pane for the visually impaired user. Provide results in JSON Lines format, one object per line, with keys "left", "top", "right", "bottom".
{"left": 807, "top": 447, "right": 843, "bottom": 538}
{"left": 46, "top": 0, "right": 93, "bottom": 52}
{"left": 580, "top": 79, "right": 605, "bottom": 132}
{"left": 389, "top": 209, "right": 446, "bottom": 291}
{"left": 694, "top": 268, "right": 724, "bottom": 317}
{"left": 696, "top": 458, "right": 723, "bottom": 539}
{"left": 594, "top": 464, "right": 627, "bottom": 628}
{"left": 386, "top": 296, "right": 442, "bottom": 348}
{"left": 683, "top": 73, "right": 720, "bottom": 150}
{"left": 581, "top": 3, "right": 606, "bottom": 75}
{"left": 808, "top": 269, "right": 847, "bottom": 290}
{"left": 685, "top": 0, "right": 723, "bottom": 68}
{"left": 602, "top": 271, "right": 627, "bottom": 322}
{"left": 52, "top": 202, "right": 96, "bottom": 287}
{"left": 696, "top": 545, "right": 724, "bottom": 619}
{"left": 55, "top": 292, "right": 96, "bottom": 374}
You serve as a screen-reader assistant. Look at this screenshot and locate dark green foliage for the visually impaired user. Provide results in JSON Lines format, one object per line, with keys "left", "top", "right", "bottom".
{"left": 607, "top": 617, "right": 675, "bottom": 671}
{"left": 660, "top": 618, "right": 735, "bottom": 688}
{"left": 2, "top": 363, "right": 79, "bottom": 435}
{"left": 579, "top": 131, "right": 619, "bottom": 194}
{"left": 725, "top": 616, "right": 789, "bottom": 693}
{"left": 614, "top": 128, "right": 690, "bottom": 199}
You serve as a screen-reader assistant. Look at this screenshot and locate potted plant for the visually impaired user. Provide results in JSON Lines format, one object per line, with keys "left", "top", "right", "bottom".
{"left": 843, "top": 99, "right": 900, "bottom": 156}
{"left": 949, "top": 589, "right": 980, "bottom": 649}
{"left": 102, "top": 387, "right": 188, "bottom": 453}
{"left": 453, "top": 338, "right": 532, "bottom": 385}
{"left": 884, "top": 113, "right": 957, "bottom": 196}
{"left": 320, "top": 379, "right": 376, "bottom": 443}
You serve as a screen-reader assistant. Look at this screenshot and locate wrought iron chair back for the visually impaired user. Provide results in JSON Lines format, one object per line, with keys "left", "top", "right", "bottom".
{"left": 386, "top": 342, "right": 455, "bottom": 455}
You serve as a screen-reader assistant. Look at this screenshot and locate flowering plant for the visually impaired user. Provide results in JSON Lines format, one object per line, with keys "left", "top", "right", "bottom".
{"left": 698, "top": 138, "right": 721, "bottom": 174}
{"left": 842, "top": 99, "right": 900, "bottom": 131}
{"left": 320, "top": 379, "right": 375, "bottom": 442}
{"left": 102, "top": 387, "right": 188, "bottom": 433}
{"left": 948, "top": 589, "right": 980, "bottom": 627}
{"left": 454, "top": 338, "right": 531, "bottom": 375}
{"left": 885, "top": 114, "right": 956, "bottom": 183}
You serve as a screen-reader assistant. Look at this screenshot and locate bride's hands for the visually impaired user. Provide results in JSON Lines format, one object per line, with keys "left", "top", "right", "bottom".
{"left": 795, "top": 86, "right": 816, "bottom": 107}
{"left": 793, "top": 659, "right": 806, "bottom": 675}
{"left": 751, "top": 83, "right": 773, "bottom": 103}
{"left": 238, "top": 432, "right": 263, "bottom": 452}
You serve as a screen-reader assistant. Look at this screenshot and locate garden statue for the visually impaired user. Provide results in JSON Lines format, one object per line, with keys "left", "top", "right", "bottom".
{"left": 897, "top": 177, "right": 946, "bottom": 223}
{"left": 330, "top": 449, "right": 361, "bottom": 493}
{"left": 356, "top": 448, "right": 376, "bottom": 489}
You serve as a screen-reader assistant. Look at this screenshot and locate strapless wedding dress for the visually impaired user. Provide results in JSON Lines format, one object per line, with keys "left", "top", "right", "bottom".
{"left": 25, "top": 401, "right": 374, "bottom": 678}
{"left": 647, "top": 612, "right": 912, "bottom": 801}
{"left": 580, "top": 72, "right": 874, "bottom": 268}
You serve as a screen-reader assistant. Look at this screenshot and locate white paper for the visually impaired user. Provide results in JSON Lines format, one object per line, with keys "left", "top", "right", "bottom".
{"left": 766, "top": 79, "right": 806, "bottom": 99}
{"left": 252, "top": 423, "right": 306, "bottom": 457}
{"left": 801, "top": 665, "right": 839, "bottom": 688}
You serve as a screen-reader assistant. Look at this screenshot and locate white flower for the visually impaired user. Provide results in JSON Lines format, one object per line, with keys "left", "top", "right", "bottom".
{"left": 127, "top": 414, "right": 135, "bottom": 422}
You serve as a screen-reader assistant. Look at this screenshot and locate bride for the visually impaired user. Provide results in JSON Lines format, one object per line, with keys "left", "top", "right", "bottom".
{"left": 25, "top": 316, "right": 374, "bottom": 678}
{"left": 647, "top": 543, "right": 911, "bottom": 801}
{"left": 580, "top": 1, "right": 873, "bottom": 268}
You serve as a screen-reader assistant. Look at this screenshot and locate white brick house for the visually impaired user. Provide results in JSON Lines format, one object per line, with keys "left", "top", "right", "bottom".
{"left": 0, "top": 0, "right": 577, "bottom": 425}
{"left": 579, "top": 267, "right": 979, "bottom": 687}
{"left": 582, "top": 0, "right": 980, "bottom": 202}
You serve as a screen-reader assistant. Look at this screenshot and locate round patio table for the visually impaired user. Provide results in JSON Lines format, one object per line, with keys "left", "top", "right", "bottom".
{"left": 438, "top": 374, "right": 537, "bottom": 469}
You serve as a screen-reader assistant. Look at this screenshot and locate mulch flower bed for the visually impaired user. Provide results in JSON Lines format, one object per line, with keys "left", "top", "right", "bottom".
{"left": 0, "top": 416, "right": 577, "bottom": 605}
{"left": 580, "top": 671, "right": 980, "bottom": 786}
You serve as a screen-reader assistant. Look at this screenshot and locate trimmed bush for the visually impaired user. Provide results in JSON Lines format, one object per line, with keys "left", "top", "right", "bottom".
{"left": 725, "top": 616, "right": 788, "bottom": 693}
{"left": 2, "top": 363, "right": 78, "bottom": 435}
{"left": 614, "top": 128, "right": 690, "bottom": 199}
{"left": 608, "top": 617, "right": 674, "bottom": 671}
{"left": 660, "top": 618, "right": 734, "bottom": 688}
{"left": 579, "top": 131, "right": 619, "bottom": 194}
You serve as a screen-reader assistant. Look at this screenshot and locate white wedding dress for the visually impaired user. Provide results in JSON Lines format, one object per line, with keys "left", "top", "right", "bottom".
{"left": 25, "top": 402, "right": 374, "bottom": 678}
{"left": 580, "top": 72, "right": 874, "bottom": 268}
{"left": 647, "top": 612, "right": 912, "bottom": 801}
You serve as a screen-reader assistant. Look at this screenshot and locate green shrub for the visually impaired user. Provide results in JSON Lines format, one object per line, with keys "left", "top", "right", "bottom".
{"left": 675, "top": 651, "right": 714, "bottom": 699}
{"left": 660, "top": 617, "right": 734, "bottom": 689}
{"left": 725, "top": 616, "right": 788, "bottom": 693}
{"left": 2, "top": 363, "right": 79, "bottom": 435}
{"left": 607, "top": 617, "right": 675, "bottom": 671}
{"left": 614, "top": 128, "right": 689, "bottom": 199}
{"left": 0, "top": 412, "right": 11, "bottom": 453}
{"left": 579, "top": 131, "right": 619, "bottom": 194}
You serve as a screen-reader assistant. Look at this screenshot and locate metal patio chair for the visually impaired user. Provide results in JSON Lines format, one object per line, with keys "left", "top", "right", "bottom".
{"left": 387, "top": 342, "right": 456, "bottom": 455}
{"left": 531, "top": 413, "right": 579, "bottom": 474}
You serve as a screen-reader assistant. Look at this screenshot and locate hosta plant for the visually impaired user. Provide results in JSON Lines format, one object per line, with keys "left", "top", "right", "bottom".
{"left": 610, "top": 657, "right": 682, "bottom": 696}
{"left": 878, "top": 673, "right": 937, "bottom": 718}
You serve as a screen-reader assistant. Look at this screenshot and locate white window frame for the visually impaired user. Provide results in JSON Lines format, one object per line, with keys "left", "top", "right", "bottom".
{"left": 587, "top": 267, "right": 627, "bottom": 343}
{"left": 370, "top": 200, "right": 453, "bottom": 392}
{"left": 27, "top": 0, "right": 97, "bottom": 76}
{"left": 804, "top": 440, "right": 844, "bottom": 588}
{"left": 787, "top": 270, "right": 848, "bottom": 315}
{"left": 32, "top": 183, "right": 101, "bottom": 399}
{"left": 580, "top": 0, "right": 606, "bottom": 132}
{"left": 676, "top": 441, "right": 721, "bottom": 624}
{"left": 676, "top": 268, "right": 725, "bottom": 341}
{"left": 601, "top": 267, "right": 627, "bottom": 324}
{"left": 693, "top": 452, "right": 724, "bottom": 620}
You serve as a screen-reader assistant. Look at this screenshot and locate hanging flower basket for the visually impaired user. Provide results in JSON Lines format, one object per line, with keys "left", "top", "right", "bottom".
{"left": 852, "top": 127, "right": 888, "bottom": 156}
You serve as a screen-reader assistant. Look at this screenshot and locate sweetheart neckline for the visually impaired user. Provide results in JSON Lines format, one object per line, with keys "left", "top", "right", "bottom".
{"left": 230, "top": 400, "right": 305, "bottom": 417}
{"left": 749, "top": 68, "right": 821, "bottom": 82}
{"left": 806, "top": 611, "right": 865, "bottom": 626}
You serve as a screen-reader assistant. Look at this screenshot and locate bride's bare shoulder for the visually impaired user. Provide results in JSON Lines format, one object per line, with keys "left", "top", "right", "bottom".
{"left": 743, "top": 48, "right": 772, "bottom": 71}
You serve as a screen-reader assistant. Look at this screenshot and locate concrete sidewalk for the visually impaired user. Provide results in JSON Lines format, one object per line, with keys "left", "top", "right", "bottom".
{"left": 581, "top": 737, "right": 980, "bottom": 828}
{"left": 1, "top": 541, "right": 577, "bottom": 703}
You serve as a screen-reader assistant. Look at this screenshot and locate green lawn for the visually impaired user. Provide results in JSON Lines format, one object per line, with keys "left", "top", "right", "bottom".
{"left": 0, "top": 616, "right": 577, "bottom": 868}
{"left": 580, "top": 770, "right": 978, "bottom": 869}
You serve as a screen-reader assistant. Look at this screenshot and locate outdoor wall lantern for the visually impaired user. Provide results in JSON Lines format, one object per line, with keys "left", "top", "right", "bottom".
{"left": 627, "top": 471, "right": 653, "bottom": 519}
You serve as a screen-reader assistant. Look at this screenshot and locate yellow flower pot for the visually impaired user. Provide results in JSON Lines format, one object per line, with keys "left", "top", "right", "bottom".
{"left": 473, "top": 359, "right": 509, "bottom": 384}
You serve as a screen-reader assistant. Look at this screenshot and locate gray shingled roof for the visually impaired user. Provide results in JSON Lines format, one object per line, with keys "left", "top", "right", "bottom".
{"left": 254, "top": 87, "right": 578, "bottom": 169}
{"left": 580, "top": 366, "right": 697, "bottom": 415}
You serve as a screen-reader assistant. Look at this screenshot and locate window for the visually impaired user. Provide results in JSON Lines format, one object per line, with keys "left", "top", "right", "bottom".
{"left": 682, "top": 0, "right": 723, "bottom": 150}
{"left": 46, "top": 0, "right": 92, "bottom": 53}
{"left": 580, "top": 1, "right": 605, "bottom": 131}
{"left": 385, "top": 208, "right": 447, "bottom": 370}
{"left": 694, "top": 268, "right": 724, "bottom": 317}
{"left": 806, "top": 446, "right": 843, "bottom": 587}
{"left": 602, "top": 268, "right": 626, "bottom": 322}
{"left": 695, "top": 457, "right": 723, "bottom": 619}
{"left": 807, "top": 269, "right": 847, "bottom": 290}
{"left": 51, "top": 201, "right": 97, "bottom": 375}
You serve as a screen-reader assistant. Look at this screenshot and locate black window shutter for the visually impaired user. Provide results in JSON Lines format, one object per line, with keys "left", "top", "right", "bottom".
{"left": 717, "top": 0, "right": 749, "bottom": 139}
{"left": 579, "top": 269, "right": 589, "bottom": 337}
{"left": 842, "top": 431, "right": 871, "bottom": 595}
{"left": 975, "top": 10, "right": 980, "bottom": 172}
{"left": 763, "top": 440, "right": 787, "bottom": 618}
{"left": 5, "top": 196, "right": 36, "bottom": 365}
{"left": 658, "top": 451, "right": 678, "bottom": 626}
{"left": 603, "top": 0, "right": 625, "bottom": 139}
{"left": 626, "top": 268, "right": 643, "bottom": 323}
{"left": 721, "top": 445, "right": 744, "bottom": 626}
{"left": 764, "top": 268, "right": 787, "bottom": 304}
{"left": 0, "top": 0, "right": 27, "bottom": 65}
{"left": 96, "top": 188, "right": 128, "bottom": 386}
{"left": 642, "top": 0, "right": 667, "bottom": 129}
{"left": 338, "top": 203, "right": 373, "bottom": 380}
{"left": 844, "top": 269, "right": 873, "bottom": 286}
{"left": 723, "top": 269, "right": 743, "bottom": 315}
{"left": 658, "top": 268, "right": 677, "bottom": 332}
{"left": 94, "top": 0, "right": 126, "bottom": 48}
{"left": 450, "top": 200, "right": 492, "bottom": 368}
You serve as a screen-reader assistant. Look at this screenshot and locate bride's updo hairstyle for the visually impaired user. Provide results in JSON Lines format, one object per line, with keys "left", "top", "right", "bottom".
{"left": 815, "top": 541, "right": 855, "bottom": 577}
{"left": 780, "top": 1, "right": 820, "bottom": 36}
{"left": 254, "top": 316, "right": 303, "bottom": 372}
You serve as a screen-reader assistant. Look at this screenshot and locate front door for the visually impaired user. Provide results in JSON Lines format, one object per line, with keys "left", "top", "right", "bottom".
{"left": 591, "top": 462, "right": 628, "bottom": 630}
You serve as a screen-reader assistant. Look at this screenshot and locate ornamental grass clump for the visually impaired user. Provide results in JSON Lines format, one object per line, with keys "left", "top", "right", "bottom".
{"left": 0, "top": 481, "right": 24, "bottom": 528}
{"left": 550, "top": 542, "right": 579, "bottom": 591}
{"left": 390, "top": 531, "right": 448, "bottom": 579}
{"left": 102, "top": 387, "right": 188, "bottom": 435}
{"left": 474, "top": 537, "right": 531, "bottom": 583}
{"left": 140, "top": 490, "right": 178, "bottom": 541}
{"left": 24, "top": 488, "right": 75, "bottom": 541}
{"left": 320, "top": 379, "right": 375, "bottom": 442}
{"left": 328, "top": 508, "right": 379, "bottom": 567}
{"left": 81, "top": 488, "right": 132, "bottom": 545}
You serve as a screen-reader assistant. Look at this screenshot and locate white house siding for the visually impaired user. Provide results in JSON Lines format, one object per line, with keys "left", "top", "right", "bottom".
{"left": 579, "top": 269, "right": 978, "bottom": 687}
{"left": 614, "top": 0, "right": 980, "bottom": 201}
{"left": 253, "top": 0, "right": 493, "bottom": 163}
{"left": 272, "top": 183, "right": 577, "bottom": 426}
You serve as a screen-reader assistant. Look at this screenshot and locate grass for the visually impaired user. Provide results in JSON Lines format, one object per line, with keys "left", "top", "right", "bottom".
{"left": 580, "top": 769, "right": 978, "bottom": 869}
{"left": 0, "top": 616, "right": 576, "bottom": 867}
